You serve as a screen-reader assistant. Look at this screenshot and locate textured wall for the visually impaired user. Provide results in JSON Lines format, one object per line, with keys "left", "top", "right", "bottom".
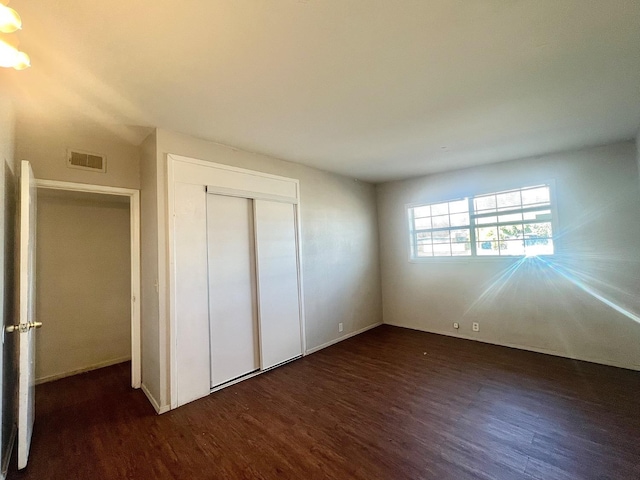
{"left": 151, "top": 129, "right": 383, "bottom": 409}
{"left": 15, "top": 117, "right": 140, "bottom": 189}
{"left": 35, "top": 191, "right": 131, "bottom": 382}
{"left": 377, "top": 142, "right": 640, "bottom": 370}
{"left": 139, "top": 131, "right": 161, "bottom": 406}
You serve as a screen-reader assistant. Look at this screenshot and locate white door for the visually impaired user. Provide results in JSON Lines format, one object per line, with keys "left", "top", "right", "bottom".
{"left": 207, "top": 194, "right": 260, "bottom": 387}
{"left": 253, "top": 200, "right": 302, "bottom": 370}
{"left": 15, "top": 161, "right": 39, "bottom": 469}
{"left": 173, "top": 182, "right": 210, "bottom": 406}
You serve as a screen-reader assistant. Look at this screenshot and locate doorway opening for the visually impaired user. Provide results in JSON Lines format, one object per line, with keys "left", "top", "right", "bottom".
{"left": 35, "top": 180, "right": 140, "bottom": 388}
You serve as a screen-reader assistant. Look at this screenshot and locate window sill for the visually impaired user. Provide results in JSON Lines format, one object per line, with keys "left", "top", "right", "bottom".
{"left": 408, "top": 254, "right": 554, "bottom": 264}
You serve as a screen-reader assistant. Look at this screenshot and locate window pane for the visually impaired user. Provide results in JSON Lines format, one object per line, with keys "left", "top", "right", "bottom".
{"left": 413, "top": 205, "right": 431, "bottom": 218}
{"left": 496, "top": 190, "right": 522, "bottom": 210}
{"left": 432, "top": 230, "right": 451, "bottom": 243}
{"left": 477, "top": 241, "right": 499, "bottom": 255}
{"left": 432, "top": 215, "right": 450, "bottom": 228}
{"left": 476, "top": 226, "right": 498, "bottom": 242}
{"left": 524, "top": 239, "right": 554, "bottom": 256}
{"left": 415, "top": 217, "right": 432, "bottom": 230}
{"left": 523, "top": 222, "right": 553, "bottom": 255}
{"left": 416, "top": 232, "right": 432, "bottom": 241}
{"left": 523, "top": 222, "right": 553, "bottom": 240}
{"left": 476, "top": 215, "right": 497, "bottom": 225}
{"left": 431, "top": 202, "right": 449, "bottom": 216}
{"left": 451, "top": 242, "right": 471, "bottom": 256}
{"left": 450, "top": 229, "right": 470, "bottom": 242}
{"left": 521, "top": 186, "right": 550, "bottom": 206}
{"left": 523, "top": 209, "right": 551, "bottom": 221}
{"left": 450, "top": 213, "right": 469, "bottom": 227}
{"left": 433, "top": 243, "right": 452, "bottom": 256}
{"left": 498, "top": 212, "right": 522, "bottom": 223}
{"left": 500, "top": 240, "right": 525, "bottom": 256}
{"left": 474, "top": 195, "right": 496, "bottom": 212}
{"left": 417, "top": 245, "right": 433, "bottom": 257}
{"left": 499, "top": 224, "right": 523, "bottom": 241}
{"left": 449, "top": 199, "right": 468, "bottom": 214}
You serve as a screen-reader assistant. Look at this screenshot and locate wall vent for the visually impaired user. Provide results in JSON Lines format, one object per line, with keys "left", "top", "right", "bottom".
{"left": 66, "top": 149, "right": 107, "bottom": 173}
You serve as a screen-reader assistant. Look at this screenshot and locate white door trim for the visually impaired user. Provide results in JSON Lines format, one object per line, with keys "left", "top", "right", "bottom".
{"left": 34, "top": 179, "right": 142, "bottom": 389}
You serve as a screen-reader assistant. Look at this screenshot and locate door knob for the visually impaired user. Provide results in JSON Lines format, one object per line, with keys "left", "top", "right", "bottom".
{"left": 6, "top": 322, "right": 42, "bottom": 333}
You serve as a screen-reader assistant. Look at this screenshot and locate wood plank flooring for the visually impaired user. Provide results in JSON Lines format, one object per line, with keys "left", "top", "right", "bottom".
{"left": 8, "top": 325, "right": 640, "bottom": 479}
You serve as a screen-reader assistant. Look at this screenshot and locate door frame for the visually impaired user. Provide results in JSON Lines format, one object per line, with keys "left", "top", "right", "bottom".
{"left": 35, "top": 179, "right": 141, "bottom": 389}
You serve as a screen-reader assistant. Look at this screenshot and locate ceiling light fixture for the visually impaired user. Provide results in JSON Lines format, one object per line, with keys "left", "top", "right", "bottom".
{"left": 0, "top": 3, "right": 21, "bottom": 33}
{"left": 0, "top": 1, "right": 29, "bottom": 69}
{"left": 0, "top": 37, "right": 29, "bottom": 69}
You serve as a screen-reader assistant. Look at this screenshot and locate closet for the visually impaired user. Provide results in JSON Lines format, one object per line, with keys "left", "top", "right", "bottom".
{"left": 168, "top": 155, "right": 304, "bottom": 407}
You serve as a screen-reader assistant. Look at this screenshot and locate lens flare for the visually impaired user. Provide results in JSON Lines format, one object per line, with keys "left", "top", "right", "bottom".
{"left": 536, "top": 256, "right": 640, "bottom": 324}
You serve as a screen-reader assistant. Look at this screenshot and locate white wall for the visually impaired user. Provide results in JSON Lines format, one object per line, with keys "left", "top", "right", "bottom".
{"left": 139, "top": 131, "right": 161, "bottom": 407}
{"left": 15, "top": 117, "right": 140, "bottom": 189}
{"left": 636, "top": 129, "right": 640, "bottom": 188}
{"left": 35, "top": 191, "right": 131, "bottom": 383}
{"left": 377, "top": 141, "right": 640, "bottom": 370}
{"left": 143, "top": 129, "right": 382, "bottom": 410}
{"left": 0, "top": 96, "right": 17, "bottom": 476}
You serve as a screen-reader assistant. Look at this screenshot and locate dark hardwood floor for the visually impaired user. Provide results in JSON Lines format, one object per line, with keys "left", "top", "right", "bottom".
{"left": 8, "top": 325, "right": 640, "bottom": 480}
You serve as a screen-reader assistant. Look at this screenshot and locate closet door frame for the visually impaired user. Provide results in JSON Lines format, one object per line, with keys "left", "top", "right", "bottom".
{"left": 166, "top": 154, "right": 306, "bottom": 409}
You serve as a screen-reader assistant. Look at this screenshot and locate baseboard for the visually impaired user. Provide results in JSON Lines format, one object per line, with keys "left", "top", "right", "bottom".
{"left": 0, "top": 423, "right": 16, "bottom": 479}
{"left": 305, "top": 322, "right": 383, "bottom": 355}
{"left": 141, "top": 383, "right": 170, "bottom": 415}
{"left": 385, "top": 322, "right": 640, "bottom": 372}
{"left": 35, "top": 356, "right": 132, "bottom": 385}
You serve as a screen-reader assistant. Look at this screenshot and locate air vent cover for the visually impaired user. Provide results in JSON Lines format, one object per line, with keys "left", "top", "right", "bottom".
{"left": 67, "top": 149, "right": 107, "bottom": 173}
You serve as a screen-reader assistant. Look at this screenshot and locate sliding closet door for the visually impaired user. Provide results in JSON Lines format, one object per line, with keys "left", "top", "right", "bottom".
{"left": 254, "top": 200, "right": 302, "bottom": 370}
{"left": 207, "top": 194, "right": 260, "bottom": 388}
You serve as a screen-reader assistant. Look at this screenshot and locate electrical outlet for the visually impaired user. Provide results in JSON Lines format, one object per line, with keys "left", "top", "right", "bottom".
{"left": 472, "top": 322, "right": 479, "bottom": 332}
{"left": 453, "top": 322, "right": 459, "bottom": 329}
{"left": 338, "top": 323, "right": 343, "bottom": 333}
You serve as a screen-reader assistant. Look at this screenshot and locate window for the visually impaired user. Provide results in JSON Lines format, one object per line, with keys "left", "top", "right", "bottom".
{"left": 408, "top": 184, "right": 554, "bottom": 258}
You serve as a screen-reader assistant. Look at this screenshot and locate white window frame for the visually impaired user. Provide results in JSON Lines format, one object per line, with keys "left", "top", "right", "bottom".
{"left": 407, "top": 181, "right": 558, "bottom": 262}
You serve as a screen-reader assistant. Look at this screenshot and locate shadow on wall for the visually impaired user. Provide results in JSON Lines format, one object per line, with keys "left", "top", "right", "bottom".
{"left": 2, "top": 160, "right": 18, "bottom": 474}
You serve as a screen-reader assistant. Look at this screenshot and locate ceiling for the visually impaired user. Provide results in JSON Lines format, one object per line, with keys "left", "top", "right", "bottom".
{"left": 2, "top": 0, "right": 640, "bottom": 183}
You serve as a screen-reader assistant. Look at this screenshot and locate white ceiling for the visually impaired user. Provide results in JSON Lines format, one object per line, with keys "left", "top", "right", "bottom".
{"left": 3, "top": 0, "right": 640, "bottom": 183}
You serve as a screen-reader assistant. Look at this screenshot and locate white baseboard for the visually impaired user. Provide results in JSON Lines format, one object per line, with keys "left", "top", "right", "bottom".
{"left": 0, "top": 423, "right": 16, "bottom": 479}
{"left": 305, "top": 322, "right": 383, "bottom": 355}
{"left": 385, "top": 322, "right": 640, "bottom": 372}
{"left": 35, "top": 356, "right": 132, "bottom": 385}
{"left": 141, "top": 383, "right": 170, "bottom": 415}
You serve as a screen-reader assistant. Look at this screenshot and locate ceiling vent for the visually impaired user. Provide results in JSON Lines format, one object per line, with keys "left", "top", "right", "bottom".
{"left": 66, "top": 149, "right": 107, "bottom": 173}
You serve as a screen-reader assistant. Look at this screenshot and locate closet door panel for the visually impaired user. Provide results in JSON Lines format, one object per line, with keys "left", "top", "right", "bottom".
{"left": 207, "top": 195, "right": 259, "bottom": 388}
{"left": 254, "top": 200, "right": 302, "bottom": 369}
{"left": 174, "top": 182, "right": 211, "bottom": 406}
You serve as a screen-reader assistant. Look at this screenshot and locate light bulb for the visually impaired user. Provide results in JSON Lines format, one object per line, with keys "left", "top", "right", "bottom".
{"left": 0, "top": 4, "right": 21, "bottom": 33}
{"left": 0, "top": 39, "right": 29, "bottom": 69}
{"left": 13, "top": 50, "right": 29, "bottom": 70}
{"left": 0, "top": 38, "right": 18, "bottom": 67}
